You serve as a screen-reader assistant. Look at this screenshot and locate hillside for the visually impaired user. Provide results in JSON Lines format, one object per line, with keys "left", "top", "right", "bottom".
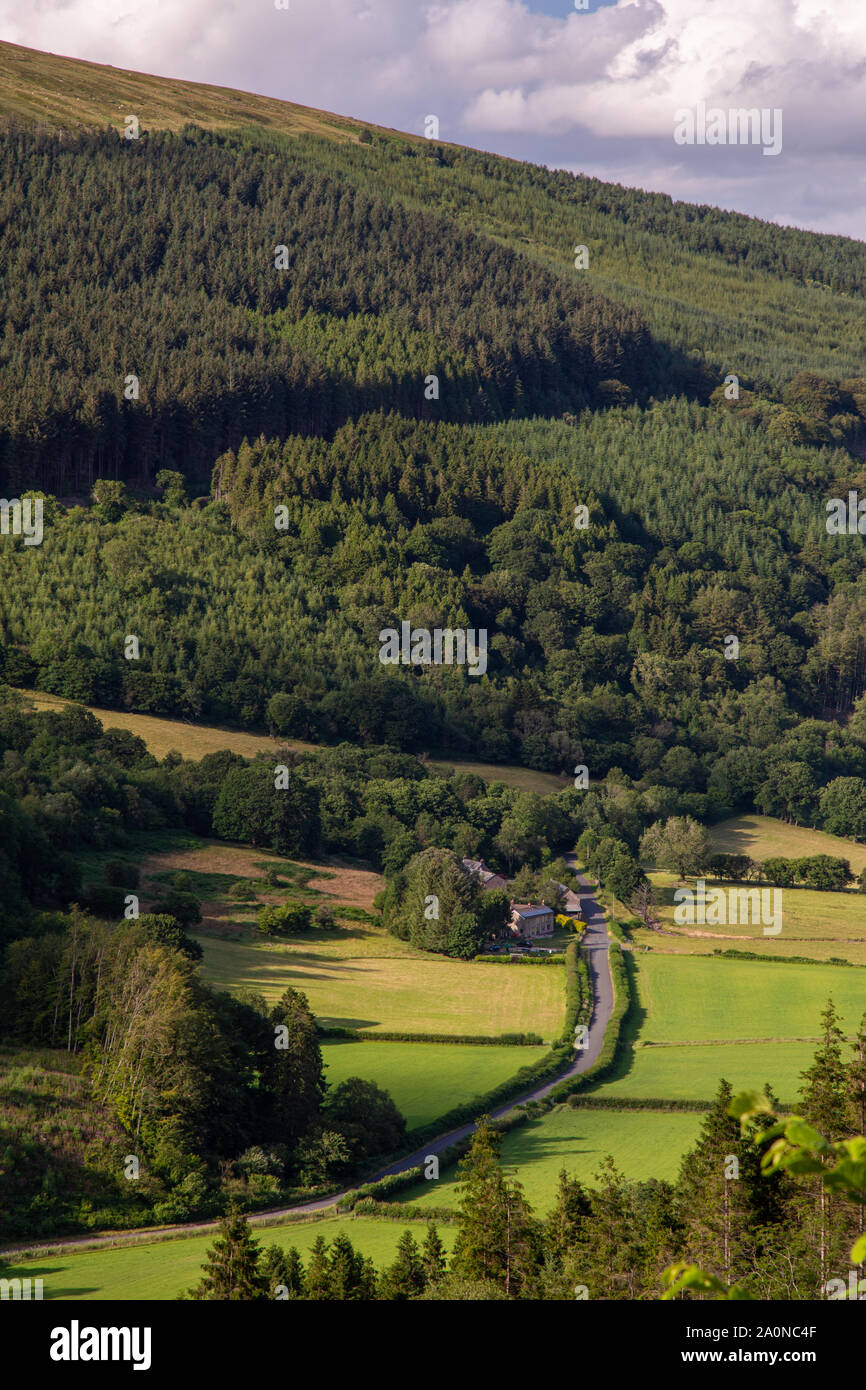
{"left": 3, "top": 39, "right": 866, "bottom": 392}
{"left": 2, "top": 38, "right": 866, "bottom": 1307}
{"left": 0, "top": 39, "right": 375, "bottom": 142}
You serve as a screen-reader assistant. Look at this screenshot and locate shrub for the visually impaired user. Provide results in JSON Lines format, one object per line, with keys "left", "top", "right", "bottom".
{"left": 102, "top": 859, "right": 140, "bottom": 888}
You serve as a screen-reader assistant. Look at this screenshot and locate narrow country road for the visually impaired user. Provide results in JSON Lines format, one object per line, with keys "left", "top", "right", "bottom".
{"left": 2, "top": 868, "right": 612, "bottom": 1260}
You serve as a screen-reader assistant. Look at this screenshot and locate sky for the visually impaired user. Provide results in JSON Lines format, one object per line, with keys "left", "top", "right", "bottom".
{"left": 1, "top": 0, "right": 865, "bottom": 239}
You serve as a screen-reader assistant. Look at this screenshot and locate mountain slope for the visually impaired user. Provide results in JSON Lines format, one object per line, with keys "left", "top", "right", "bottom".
{"left": 2, "top": 40, "right": 865, "bottom": 389}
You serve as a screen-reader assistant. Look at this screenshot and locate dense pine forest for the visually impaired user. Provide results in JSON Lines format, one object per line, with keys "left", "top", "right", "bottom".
{"left": 0, "top": 125, "right": 650, "bottom": 492}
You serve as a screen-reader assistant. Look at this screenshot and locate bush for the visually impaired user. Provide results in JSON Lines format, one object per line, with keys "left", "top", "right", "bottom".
{"left": 83, "top": 882, "right": 128, "bottom": 916}
{"left": 150, "top": 889, "right": 202, "bottom": 929}
{"left": 257, "top": 902, "right": 313, "bottom": 936}
{"left": 229, "top": 879, "right": 256, "bottom": 900}
{"left": 102, "top": 859, "right": 140, "bottom": 888}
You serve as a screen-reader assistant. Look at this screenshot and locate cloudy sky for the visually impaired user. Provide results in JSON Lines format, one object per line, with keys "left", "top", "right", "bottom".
{"left": 2, "top": 0, "right": 865, "bottom": 238}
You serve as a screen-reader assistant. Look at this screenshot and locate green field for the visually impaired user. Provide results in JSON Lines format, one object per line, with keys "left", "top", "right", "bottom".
{"left": 632, "top": 954, "right": 866, "bottom": 1043}
{"left": 398, "top": 1107, "right": 704, "bottom": 1213}
{"left": 599, "top": 1040, "right": 817, "bottom": 1105}
{"left": 645, "top": 870, "right": 866, "bottom": 948}
{"left": 3, "top": 1216, "right": 455, "bottom": 1301}
{"left": 631, "top": 932, "right": 866, "bottom": 966}
{"left": 198, "top": 934, "right": 565, "bottom": 1038}
{"left": 321, "top": 1040, "right": 546, "bottom": 1129}
{"left": 710, "top": 815, "right": 866, "bottom": 876}
{"left": 19, "top": 688, "right": 560, "bottom": 795}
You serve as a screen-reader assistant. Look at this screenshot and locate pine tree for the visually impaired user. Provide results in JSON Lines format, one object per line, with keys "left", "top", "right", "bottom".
{"left": 677, "top": 1080, "right": 776, "bottom": 1287}
{"left": 305, "top": 1235, "right": 331, "bottom": 1300}
{"left": 848, "top": 1011, "right": 866, "bottom": 1137}
{"left": 799, "top": 999, "right": 852, "bottom": 1136}
{"left": 421, "top": 1221, "right": 447, "bottom": 1285}
{"left": 185, "top": 1205, "right": 268, "bottom": 1301}
{"left": 259, "top": 1244, "right": 306, "bottom": 1300}
{"left": 327, "top": 1233, "right": 378, "bottom": 1300}
{"left": 849, "top": 1013, "right": 866, "bottom": 1267}
{"left": 450, "top": 1117, "right": 540, "bottom": 1296}
{"left": 380, "top": 1230, "right": 426, "bottom": 1300}
{"left": 544, "top": 1167, "right": 591, "bottom": 1267}
{"left": 797, "top": 1001, "right": 854, "bottom": 1292}
{"left": 284, "top": 1247, "right": 306, "bottom": 1299}
{"left": 581, "top": 1156, "right": 639, "bottom": 1300}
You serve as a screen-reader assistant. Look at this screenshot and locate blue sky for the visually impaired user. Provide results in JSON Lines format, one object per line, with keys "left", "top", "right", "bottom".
{"left": 1, "top": 1, "right": 864, "bottom": 239}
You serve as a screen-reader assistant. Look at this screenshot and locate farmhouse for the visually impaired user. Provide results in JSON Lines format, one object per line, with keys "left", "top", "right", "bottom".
{"left": 509, "top": 902, "right": 555, "bottom": 942}
{"left": 554, "top": 882, "right": 583, "bottom": 919}
{"left": 461, "top": 858, "right": 508, "bottom": 892}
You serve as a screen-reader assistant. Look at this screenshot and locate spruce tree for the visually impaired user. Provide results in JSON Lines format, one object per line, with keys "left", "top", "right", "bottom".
{"left": 259, "top": 1244, "right": 306, "bottom": 1300}
{"left": 849, "top": 1013, "right": 866, "bottom": 1265}
{"left": 797, "top": 1001, "right": 854, "bottom": 1292}
{"left": 421, "top": 1221, "right": 447, "bottom": 1285}
{"left": 677, "top": 1079, "right": 777, "bottom": 1287}
{"left": 544, "top": 1167, "right": 591, "bottom": 1267}
{"left": 305, "top": 1235, "right": 331, "bottom": 1300}
{"left": 380, "top": 1230, "right": 426, "bottom": 1300}
{"left": 328, "top": 1233, "right": 378, "bottom": 1300}
{"left": 582, "top": 1156, "right": 639, "bottom": 1300}
{"left": 186, "top": 1205, "right": 268, "bottom": 1301}
{"left": 799, "top": 999, "right": 852, "bottom": 1136}
{"left": 451, "top": 1118, "right": 540, "bottom": 1296}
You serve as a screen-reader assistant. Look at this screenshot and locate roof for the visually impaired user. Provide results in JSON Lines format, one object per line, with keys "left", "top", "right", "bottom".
{"left": 462, "top": 858, "right": 506, "bottom": 885}
{"left": 510, "top": 902, "right": 555, "bottom": 919}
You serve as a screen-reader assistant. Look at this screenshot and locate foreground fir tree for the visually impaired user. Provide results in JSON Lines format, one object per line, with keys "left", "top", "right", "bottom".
{"left": 379, "top": 1229, "right": 426, "bottom": 1300}
{"left": 259, "top": 1244, "right": 306, "bottom": 1300}
{"left": 677, "top": 1079, "right": 784, "bottom": 1288}
{"left": 450, "top": 1117, "right": 542, "bottom": 1297}
{"left": 421, "top": 1221, "right": 447, "bottom": 1286}
{"left": 795, "top": 1000, "right": 857, "bottom": 1293}
{"left": 304, "top": 1237, "right": 332, "bottom": 1300}
{"left": 327, "top": 1233, "right": 378, "bottom": 1300}
{"left": 185, "top": 1205, "right": 268, "bottom": 1301}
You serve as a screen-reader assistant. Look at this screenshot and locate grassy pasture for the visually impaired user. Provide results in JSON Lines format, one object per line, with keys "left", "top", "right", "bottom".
{"left": 197, "top": 934, "right": 565, "bottom": 1037}
{"left": 710, "top": 814, "right": 866, "bottom": 875}
{"left": 631, "top": 954, "right": 866, "bottom": 1044}
{"left": 399, "top": 1107, "right": 704, "bottom": 1213}
{"left": 138, "top": 840, "right": 383, "bottom": 920}
{"left": 2, "top": 1216, "right": 456, "bottom": 1301}
{"left": 650, "top": 870, "right": 865, "bottom": 940}
{"left": 598, "top": 1040, "right": 816, "bottom": 1105}
{"left": 320, "top": 1040, "right": 546, "bottom": 1129}
{"left": 631, "top": 931, "right": 866, "bottom": 966}
{"left": 17, "top": 688, "right": 560, "bottom": 795}
{"left": 0, "top": 39, "right": 373, "bottom": 143}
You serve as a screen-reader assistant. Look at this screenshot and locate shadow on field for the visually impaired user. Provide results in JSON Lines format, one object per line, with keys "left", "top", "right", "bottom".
{"left": 318, "top": 1020, "right": 380, "bottom": 1032}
